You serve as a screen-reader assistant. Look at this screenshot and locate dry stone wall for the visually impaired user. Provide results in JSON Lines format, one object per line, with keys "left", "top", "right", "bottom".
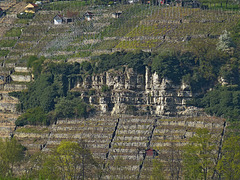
{"left": 16, "top": 115, "right": 224, "bottom": 179}
{"left": 0, "top": 92, "right": 19, "bottom": 138}
{"left": 10, "top": 75, "right": 32, "bottom": 82}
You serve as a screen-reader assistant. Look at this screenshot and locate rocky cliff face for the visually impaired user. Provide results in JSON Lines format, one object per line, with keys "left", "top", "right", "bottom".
{"left": 73, "top": 66, "right": 200, "bottom": 116}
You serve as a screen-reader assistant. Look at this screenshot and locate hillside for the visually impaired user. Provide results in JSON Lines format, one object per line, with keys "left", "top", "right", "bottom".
{"left": 0, "top": 0, "right": 240, "bottom": 179}
{"left": 1, "top": 1, "right": 239, "bottom": 63}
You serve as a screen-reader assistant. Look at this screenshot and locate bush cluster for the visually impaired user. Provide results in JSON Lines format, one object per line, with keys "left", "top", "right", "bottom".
{"left": 17, "top": 12, "right": 34, "bottom": 19}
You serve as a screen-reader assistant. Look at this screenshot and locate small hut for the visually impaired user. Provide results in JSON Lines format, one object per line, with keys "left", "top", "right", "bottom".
{"left": 84, "top": 12, "right": 94, "bottom": 21}
{"left": 145, "top": 148, "right": 159, "bottom": 158}
{"left": 24, "top": 3, "right": 38, "bottom": 14}
{"left": 112, "top": 11, "right": 122, "bottom": 18}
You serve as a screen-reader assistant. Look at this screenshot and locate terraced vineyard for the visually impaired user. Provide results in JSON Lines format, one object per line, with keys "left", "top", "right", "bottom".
{"left": 0, "top": 1, "right": 238, "bottom": 178}
{"left": 14, "top": 115, "right": 225, "bottom": 179}
{"left": 1, "top": 2, "right": 239, "bottom": 64}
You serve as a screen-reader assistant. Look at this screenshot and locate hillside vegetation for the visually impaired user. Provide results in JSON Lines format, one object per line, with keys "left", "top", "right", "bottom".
{"left": 1, "top": 0, "right": 240, "bottom": 179}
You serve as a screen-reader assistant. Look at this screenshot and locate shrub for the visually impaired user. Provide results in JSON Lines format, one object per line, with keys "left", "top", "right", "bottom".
{"left": 4, "top": 28, "right": 22, "bottom": 37}
{"left": 17, "top": 12, "right": 34, "bottom": 19}
{"left": 152, "top": 51, "right": 182, "bottom": 84}
{"left": 15, "top": 107, "right": 47, "bottom": 126}
{"left": 101, "top": 85, "right": 110, "bottom": 93}
{"left": 55, "top": 98, "right": 89, "bottom": 118}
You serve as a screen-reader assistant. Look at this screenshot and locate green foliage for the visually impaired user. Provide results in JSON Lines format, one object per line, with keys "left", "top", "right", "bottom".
{"left": 0, "top": 138, "right": 25, "bottom": 178}
{"left": 34, "top": 141, "right": 99, "bottom": 180}
{"left": 217, "top": 135, "right": 240, "bottom": 179}
{"left": 81, "top": 61, "right": 92, "bottom": 72}
{"left": 231, "top": 20, "right": 240, "bottom": 46}
{"left": 15, "top": 127, "right": 49, "bottom": 134}
{"left": 126, "top": 105, "right": 137, "bottom": 115}
{"left": 88, "top": 89, "right": 96, "bottom": 95}
{"left": 17, "top": 12, "right": 34, "bottom": 19}
{"left": 55, "top": 97, "right": 90, "bottom": 118}
{"left": 152, "top": 51, "right": 197, "bottom": 84}
{"left": 192, "top": 86, "right": 240, "bottom": 122}
{"left": 15, "top": 107, "right": 47, "bottom": 126}
{"left": 111, "top": 156, "right": 131, "bottom": 178}
{"left": 152, "top": 51, "right": 182, "bottom": 83}
{"left": 43, "top": 1, "right": 88, "bottom": 11}
{"left": 150, "top": 159, "right": 165, "bottom": 180}
{"left": 190, "top": 38, "right": 227, "bottom": 81}
{"left": 17, "top": 74, "right": 60, "bottom": 112}
{"left": 4, "top": 28, "right": 22, "bottom": 37}
{"left": 95, "top": 0, "right": 114, "bottom": 5}
{"left": 11, "top": 61, "right": 95, "bottom": 125}
{"left": 219, "top": 58, "right": 239, "bottom": 85}
{"left": 217, "top": 30, "right": 235, "bottom": 51}
{"left": 26, "top": 55, "right": 38, "bottom": 68}
{"left": 0, "top": 40, "right": 17, "bottom": 48}
{"left": 199, "top": 0, "right": 239, "bottom": 10}
{"left": 25, "top": 0, "right": 35, "bottom": 3}
{"left": 0, "top": 50, "right": 9, "bottom": 57}
{"left": 73, "top": 51, "right": 92, "bottom": 58}
{"left": 101, "top": 85, "right": 110, "bottom": 93}
{"left": 183, "top": 128, "right": 217, "bottom": 180}
{"left": 94, "top": 50, "right": 151, "bottom": 74}
{"left": 27, "top": 56, "right": 45, "bottom": 77}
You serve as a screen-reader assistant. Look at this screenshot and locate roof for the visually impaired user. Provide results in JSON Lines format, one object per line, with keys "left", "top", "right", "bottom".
{"left": 31, "top": 3, "right": 38, "bottom": 7}
{"left": 113, "top": 11, "right": 122, "bottom": 15}
{"left": 85, "top": 12, "right": 93, "bottom": 16}
{"left": 54, "top": 15, "right": 63, "bottom": 20}
{"left": 35, "top": 1, "right": 42, "bottom": 5}
{"left": 145, "top": 148, "right": 159, "bottom": 156}
{"left": 25, "top": 3, "right": 38, "bottom": 8}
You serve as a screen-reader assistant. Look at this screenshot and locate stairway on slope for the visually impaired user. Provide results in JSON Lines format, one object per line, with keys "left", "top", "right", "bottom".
{"left": 105, "top": 116, "right": 156, "bottom": 179}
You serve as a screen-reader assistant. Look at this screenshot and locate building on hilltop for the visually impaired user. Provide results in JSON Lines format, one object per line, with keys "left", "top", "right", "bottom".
{"left": 145, "top": 148, "right": 159, "bottom": 158}
{"left": 53, "top": 14, "right": 63, "bottom": 25}
{"left": 24, "top": 3, "right": 38, "bottom": 14}
{"left": 53, "top": 14, "right": 75, "bottom": 25}
{"left": 112, "top": 11, "right": 122, "bottom": 18}
{"left": 84, "top": 12, "right": 94, "bottom": 21}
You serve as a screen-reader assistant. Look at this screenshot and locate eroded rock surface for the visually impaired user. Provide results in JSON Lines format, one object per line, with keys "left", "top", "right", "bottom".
{"left": 73, "top": 66, "right": 200, "bottom": 116}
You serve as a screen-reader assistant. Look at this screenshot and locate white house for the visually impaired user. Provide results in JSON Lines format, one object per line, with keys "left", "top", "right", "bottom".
{"left": 128, "top": 0, "right": 139, "bottom": 4}
{"left": 53, "top": 15, "right": 63, "bottom": 25}
{"left": 35, "top": 1, "right": 43, "bottom": 6}
{"left": 84, "top": 12, "right": 94, "bottom": 21}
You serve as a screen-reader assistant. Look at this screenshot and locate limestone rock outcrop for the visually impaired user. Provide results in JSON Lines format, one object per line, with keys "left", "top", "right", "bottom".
{"left": 73, "top": 66, "right": 201, "bottom": 116}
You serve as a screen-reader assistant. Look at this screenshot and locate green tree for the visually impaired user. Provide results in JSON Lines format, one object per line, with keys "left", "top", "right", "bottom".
{"left": 183, "top": 128, "right": 217, "bottom": 180}
{"left": 217, "top": 135, "right": 240, "bottom": 179}
{"left": 55, "top": 97, "right": 88, "bottom": 118}
{"left": 217, "top": 30, "right": 235, "bottom": 52}
{"left": 38, "top": 141, "right": 99, "bottom": 180}
{"left": 15, "top": 107, "right": 47, "bottom": 126}
{"left": 150, "top": 159, "right": 165, "bottom": 180}
{"left": 0, "top": 138, "right": 25, "bottom": 178}
{"left": 152, "top": 51, "right": 182, "bottom": 83}
{"left": 27, "top": 56, "right": 45, "bottom": 78}
{"left": 194, "top": 86, "right": 240, "bottom": 122}
{"left": 110, "top": 157, "right": 132, "bottom": 179}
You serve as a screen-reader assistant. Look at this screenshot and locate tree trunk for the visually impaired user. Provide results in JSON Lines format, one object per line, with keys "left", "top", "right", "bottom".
{"left": 226, "top": 0, "right": 229, "bottom": 8}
